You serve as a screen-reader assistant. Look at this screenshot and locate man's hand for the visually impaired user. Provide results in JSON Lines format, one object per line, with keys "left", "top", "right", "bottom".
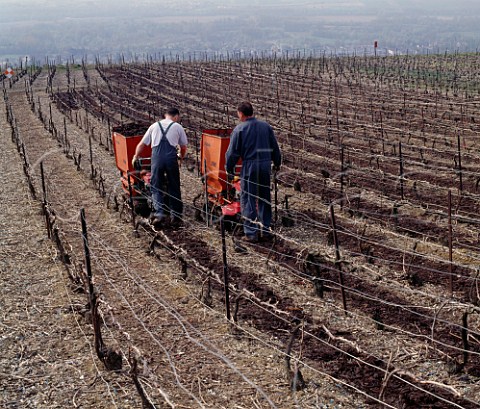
{"left": 132, "top": 155, "right": 138, "bottom": 167}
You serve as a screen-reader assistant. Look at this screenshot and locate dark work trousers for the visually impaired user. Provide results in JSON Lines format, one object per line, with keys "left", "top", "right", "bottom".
{"left": 240, "top": 160, "right": 272, "bottom": 238}
{"left": 150, "top": 136, "right": 182, "bottom": 219}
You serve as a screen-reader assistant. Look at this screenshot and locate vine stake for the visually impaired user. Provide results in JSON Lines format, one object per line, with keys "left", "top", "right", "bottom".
{"left": 330, "top": 204, "right": 347, "bottom": 313}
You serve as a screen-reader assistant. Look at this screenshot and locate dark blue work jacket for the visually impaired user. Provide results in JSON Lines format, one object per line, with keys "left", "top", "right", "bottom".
{"left": 225, "top": 117, "right": 281, "bottom": 176}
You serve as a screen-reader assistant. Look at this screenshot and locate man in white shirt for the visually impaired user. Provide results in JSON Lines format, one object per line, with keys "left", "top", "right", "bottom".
{"left": 133, "top": 107, "right": 188, "bottom": 225}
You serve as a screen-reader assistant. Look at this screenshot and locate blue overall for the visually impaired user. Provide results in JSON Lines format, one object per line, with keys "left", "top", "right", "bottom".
{"left": 150, "top": 122, "right": 182, "bottom": 220}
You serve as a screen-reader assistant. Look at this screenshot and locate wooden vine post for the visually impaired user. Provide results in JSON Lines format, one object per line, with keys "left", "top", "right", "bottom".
{"left": 399, "top": 142, "right": 404, "bottom": 200}
{"left": 329, "top": 204, "right": 347, "bottom": 313}
{"left": 80, "top": 208, "right": 122, "bottom": 371}
{"left": 49, "top": 103, "right": 53, "bottom": 133}
{"left": 220, "top": 218, "right": 231, "bottom": 320}
{"left": 340, "top": 145, "right": 345, "bottom": 209}
{"left": 456, "top": 133, "right": 463, "bottom": 193}
{"left": 88, "top": 131, "right": 94, "bottom": 179}
{"left": 80, "top": 208, "right": 94, "bottom": 301}
{"left": 63, "top": 117, "right": 68, "bottom": 153}
{"left": 40, "top": 161, "right": 51, "bottom": 238}
{"left": 448, "top": 190, "right": 453, "bottom": 296}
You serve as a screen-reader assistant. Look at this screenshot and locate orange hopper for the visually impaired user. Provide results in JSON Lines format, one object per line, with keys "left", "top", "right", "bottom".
{"left": 112, "top": 124, "right": 151, "bottom": 197}
{"left": 201, "top": 129, "right": 241, "bottom": 195}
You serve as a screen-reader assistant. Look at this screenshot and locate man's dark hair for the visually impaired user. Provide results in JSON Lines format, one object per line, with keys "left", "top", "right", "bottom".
{"left": 166, "top": 107, "right": 180, "bottom": 117}
{"left": 237, "top": 101, "right": 254, "bottom": 117}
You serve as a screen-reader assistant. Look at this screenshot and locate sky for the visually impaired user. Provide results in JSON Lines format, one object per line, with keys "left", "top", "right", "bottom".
{"left": 1, "top": 0, "right": 478, "bottom": 21}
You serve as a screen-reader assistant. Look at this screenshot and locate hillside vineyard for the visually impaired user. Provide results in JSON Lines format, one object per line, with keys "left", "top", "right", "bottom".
{"left": 4, "top": 52, "right": 480, "bottom": 408}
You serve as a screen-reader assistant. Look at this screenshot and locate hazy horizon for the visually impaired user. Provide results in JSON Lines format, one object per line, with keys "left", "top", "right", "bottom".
{"left": 1, "top": 0, "right": 480, "bottom": 65}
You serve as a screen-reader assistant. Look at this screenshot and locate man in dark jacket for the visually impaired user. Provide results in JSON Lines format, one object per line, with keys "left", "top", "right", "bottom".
{"left": 225, "top": 101, "right": 281, "bottom": 242}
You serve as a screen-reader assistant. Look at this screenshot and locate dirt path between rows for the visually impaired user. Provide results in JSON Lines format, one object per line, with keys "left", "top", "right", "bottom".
{"left": 0, "top": 97, "right": 124, "bottom": 408}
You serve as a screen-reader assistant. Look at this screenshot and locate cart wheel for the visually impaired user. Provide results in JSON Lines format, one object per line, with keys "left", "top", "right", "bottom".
{"left": 223, "top": 214, "right": 242, "bottom": 232}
